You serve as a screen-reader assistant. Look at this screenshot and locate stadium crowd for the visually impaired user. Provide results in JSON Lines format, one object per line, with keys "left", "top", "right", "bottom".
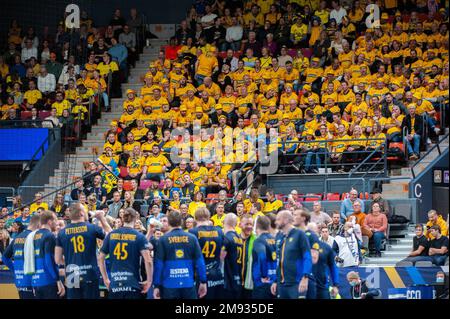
{"left": 0, "top": 7, "right": 144, "bottom": 141}
{"left": 0, "top": 0, "right": 449, "bottom": 299}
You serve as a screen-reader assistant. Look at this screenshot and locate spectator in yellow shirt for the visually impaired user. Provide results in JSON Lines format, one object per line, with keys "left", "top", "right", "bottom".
{"left": 425, "top": 210, "right": 449, "bottom": 240}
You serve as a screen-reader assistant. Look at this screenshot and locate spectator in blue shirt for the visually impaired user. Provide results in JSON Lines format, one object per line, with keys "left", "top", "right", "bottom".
{"left": 108, "top": 38, "right": 128, "bottom": 69}
{"left": 340, "top": 189, "right": 365, "bottom": 222}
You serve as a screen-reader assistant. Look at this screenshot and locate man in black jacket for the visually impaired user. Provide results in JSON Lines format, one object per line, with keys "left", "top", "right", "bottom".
{"left": 401, "top": 104, "right": 423, "bottom": 161}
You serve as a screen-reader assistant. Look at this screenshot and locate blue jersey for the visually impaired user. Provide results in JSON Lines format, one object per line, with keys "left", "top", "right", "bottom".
{"left": 275, "top": 227, "right": 312, "bottom": 285}
{"left": 2, "top": 229, "right": 32, "bottom": 288}
{"left": 153, "top": 228, "right": 207, "bottom": 289}
{"left": 56, "top": 222, "right": 105, "bottom": 282}
{"left": 311, "top": 241, "right": 339, "bottom": 290}
{"left": 189, "top": 225, "right": 224, "bottom": 282}
{"left": 32, "top": 229, "right": 60, "bottom": 287}
{"left": 100, "top": 227, "right": 150, "bottom": 293}
{"left": 252, "top": 232, "right": 277, "bottom": 287}
{"left": 223, "top": 230, "right": 243, "bottom": 291}
{"left": 14, "top": 216, "right": 31, "bottom": 228}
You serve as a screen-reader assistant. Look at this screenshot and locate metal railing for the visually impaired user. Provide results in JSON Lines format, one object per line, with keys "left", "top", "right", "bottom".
{"left": 272, "top": 137, "right": 386, "bottom": 173}
{"left": 19, "top": 128, "right": 58, "bottom": 182}
{"left": 411, "top": 132, "right": 449, "bottom": 179}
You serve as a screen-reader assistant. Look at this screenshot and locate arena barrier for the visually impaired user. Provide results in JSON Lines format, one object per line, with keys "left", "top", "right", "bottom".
{"left": 0, "top": 266, "right": 447, "bottom": 299}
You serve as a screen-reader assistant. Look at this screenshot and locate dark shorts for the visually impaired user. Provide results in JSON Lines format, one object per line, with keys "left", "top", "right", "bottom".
{"left": 278, "top": 280, "right": 316, "bottom": 299}
{"left": 108, "top": 290, "right": 145, "bottom": 299}
{"left": 252, "top": 284, "right": 274, "bottom": 299}
{"left": 161, "top": 286, "right": 197, "bottom": 299}
{"left": 18, "top": 287, "right": 34, "bottom": 299}
{"left": 34, "top": 283, "right": 59, "bottom": 299}
{"left": 66, "top": 280, "right": 100, "bottom": 299}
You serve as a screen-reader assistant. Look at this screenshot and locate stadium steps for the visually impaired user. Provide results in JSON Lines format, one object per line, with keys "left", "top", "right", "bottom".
{"left": 363, "top": 227, "right": 415, "bottom": 266}
{"left": 382, "top": 135, "right": 449, "bottom": 199}
{"left": 34, "top": 39, "right": 168, "bottom": 200}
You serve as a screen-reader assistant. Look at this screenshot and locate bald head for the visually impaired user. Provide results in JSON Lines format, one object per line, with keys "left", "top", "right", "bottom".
{"left": 224, "top": 213, "right": 238, "bottom": 228}
{"left": 275, "top": 210, "right": 294, "bottom": 232}
{"left": 307, "top": 222, "right": 319, "bottom": 235}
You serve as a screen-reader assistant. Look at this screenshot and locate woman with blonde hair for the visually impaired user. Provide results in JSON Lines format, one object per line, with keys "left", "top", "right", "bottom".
{"left": 122, "top": 191, "right": 141, "bottom": 213}
{"left": 188, "top": 191, "right": 206, "bottom": 217}
{"left": 51, "top": 192, "right": 68, "bottom": 218}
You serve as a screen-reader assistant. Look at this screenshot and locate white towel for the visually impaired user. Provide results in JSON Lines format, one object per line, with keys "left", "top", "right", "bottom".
{"left": 24, "top": 230, "right": 38, "bottom": 275}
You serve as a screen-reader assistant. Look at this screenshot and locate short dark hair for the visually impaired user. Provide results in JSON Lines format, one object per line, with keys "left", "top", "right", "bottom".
{"left": 168, "top": 210, "right": 182, "bottom": 227}
{"left": 415, "top": 224, "right": 423, "bottom": 230}
{"left": 256, "top": 215, "right": 270, "bottom": 231}
{"left": 40, "top": 210, "right": 55, "bottom": 225}
{"left": 122, "top": 208, "right": 137, "bottom": 223}
{"left": 430, "top": 225, "right": 441, "bottom": 233}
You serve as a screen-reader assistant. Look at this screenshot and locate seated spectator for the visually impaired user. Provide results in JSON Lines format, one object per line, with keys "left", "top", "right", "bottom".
{"left": 29, "top": 192, "right": 48, "bottom": 214}
{"left": 108, "top": 191, "right": 123, "bottom": 219}
{"left": 364, "top": 202, "right": 388, "bottom": 257}
{"left": 122, "top": 191, "right": 141, "bottom": 215}
{"left": 347, "top": 201, "right": 372, "bottom": 239}
{"left": 399, "top": 224, "right": 430, "bottom": 265}
{"left": 427, "top": 225, "right": 449, "bottom": 266}
{"left": 370, "top": 188, "right": 391, "bottom": 219}
{"left": 50, "top": 192, "right": 68, "bottom": 218}
{"left": 263, "top": 188, "right": 283, "bottom": 214}
{"left": 425, "top": 209, "right": 449, "bottom": 239}
{"left": 340, "top": 188, "right": 365, "bottom": 221}
{"left": 310, "top": 201, "right": 332, "bottom": 225}
{"left": 87, "top": 174, "right": 107, "bottom": 204}
{"left": 188, "top": 191, "right": 206, "bottom": 217}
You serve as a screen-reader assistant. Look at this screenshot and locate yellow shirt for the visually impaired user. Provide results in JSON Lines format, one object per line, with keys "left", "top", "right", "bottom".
{"left": 211, "top": 213, "right": 226, "bottom": 228}
{"left": 145, "top": 154, "right": 170, "bottom": 174}
{"left": 23, "top": 89, "right": 42, "bottom": 105}
{"left": 263, "top": 199, "right": 284, "bottom": 214}
{"left": 197, "top": 54, "right": 219, "bottom": 77}
{"left": 127, "top": 156, "right": 145, "bottom": 175}
{"left": 188, "top": 201, "right": 206, "bottom": 217}
{"left": 30, "top": 202, "right": 49, "bottom": 214}
{"left": 52, "top": 100, "right": 72, "bottom": 116}
{"left": 291, "top": 23, "right": 308, "bottom": 41}
{"left": 97, "top": 61, "right": 119, "bottom": 76}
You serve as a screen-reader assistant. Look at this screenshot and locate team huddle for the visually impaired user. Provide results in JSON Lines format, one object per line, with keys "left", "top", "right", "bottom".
{"left": 2, "top": 203, "right": 340, "bottom": 299}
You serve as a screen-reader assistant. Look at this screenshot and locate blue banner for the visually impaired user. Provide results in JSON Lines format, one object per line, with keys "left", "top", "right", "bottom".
{"left": 338, "top": 266, "right": 446, "bottom": 299}
{"left": 0, "top": 129, "right": 49, "bottom": 161}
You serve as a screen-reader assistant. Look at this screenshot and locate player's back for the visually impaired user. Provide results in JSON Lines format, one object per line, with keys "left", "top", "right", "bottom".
{"left": 56, "top": 222, "right": 105, "bottom": 281}
{"left": 252, "top": 232, "right": 277, "bottom": 285}
{"left": 189, "top": 225, "right": 224, "bottom": 274}
{"left": 100, "top": 227, "right": 149, "bottom": 292}
{"left": 155, "top": 227, "right": 205, "bottom": 289}
{"left": 32, "top": 228, "right": 58, "bottom": 287}
{"left": 10, "top": 229, "right": 32, "bottom": 288}
{"left": 223, "top": 230, "right": 243, "bottom": 291}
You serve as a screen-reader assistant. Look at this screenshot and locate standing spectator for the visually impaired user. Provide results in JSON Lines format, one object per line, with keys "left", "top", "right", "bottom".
{"left": 328, "top": 211, "right": 344, "bottom": 237}
{"left": 224, "top": 17, "right": 243, "bottom": 52}
{"left": 127, "top": 8, "right": 143, "bottom": 48}
{"left": 200, "top": 4, "right": 218, "bottom": 31}
{"left": 340, "top": 188, "right": 365, "bottom": 221}
{"left": 108, "top": 38, "right": 128, "bottom": 73}
{"left": 425, "top": 210, "right": 449, "bottom": 239}
{"left": 330, "top": 0, "right": 347, "bottom": 25}
{"left": 398, "top": 224, "right": 430, "bottom": 265}
{"left": 333, "top": 222, "right": 361, "bottom": 267}
{"left": 110, "top": 9, "right": 126, "bottom": 38}
{"left": 46, "top": 53, "right": 63, "bottom": 81}
{"left": 364, "top": 203, "right": 388, "bottom": 257}
{"left": 401, "top": 104, "right": 423, "bottom": 161}
{"left": 21, "top": 39, "right": 38, "bottom": 63}
{"left": 119, "top": 25, "right": 137, "bottom": 68}
{"left": 310, "top": 201, "right": 332, "bottom": 225}
{"left": 175, "top": 20, "right": 194, "bottom": 45}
